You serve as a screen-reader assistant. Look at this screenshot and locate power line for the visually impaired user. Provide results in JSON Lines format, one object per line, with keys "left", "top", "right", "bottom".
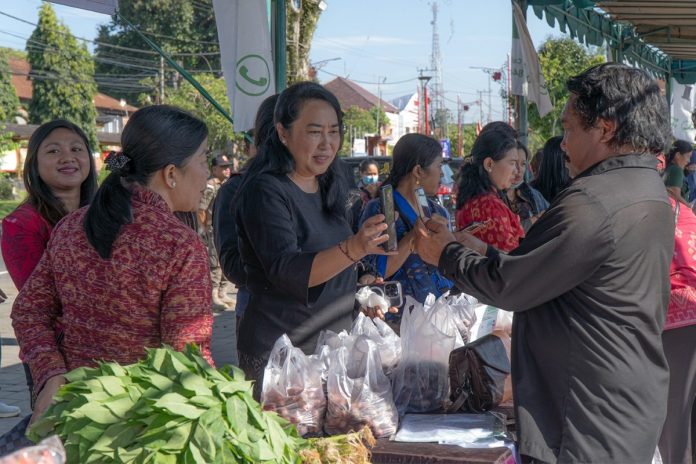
{"left": 318, "top": 68, "right": 416, "bottom": 86}
{"left": 0, "top": 9, "right": 220, "bottom": 55}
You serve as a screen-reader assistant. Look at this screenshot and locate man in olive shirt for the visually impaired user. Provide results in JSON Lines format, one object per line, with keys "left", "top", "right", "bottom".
{"left": 417, "top": 63, "right": 673, "bottom": 463}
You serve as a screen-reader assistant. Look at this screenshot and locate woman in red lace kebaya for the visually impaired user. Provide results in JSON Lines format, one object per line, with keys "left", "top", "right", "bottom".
{"left": 659, "top": 197, "right": 696, "bottom": 463}
{"left": 12, "top": 105, "right": 214, "bottom": 424}
{"left": 455, "top": 124, "right": 524, "bottom": 252}
{"left": 1, "top": 120, "right": 98, "bottom": 291}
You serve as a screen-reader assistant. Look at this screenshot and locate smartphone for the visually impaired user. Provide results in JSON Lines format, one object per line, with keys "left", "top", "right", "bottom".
{"left": 358, "top": 281, "right": 404, "bottom": 308}
{"left": 414, "top": 187, "right": 431, "bottom": 220}
{"left": 460, "top": 221, "right": 485, "bottom": 233}
{"left": 380, "top": 184, "right": 398, "bottom": 252}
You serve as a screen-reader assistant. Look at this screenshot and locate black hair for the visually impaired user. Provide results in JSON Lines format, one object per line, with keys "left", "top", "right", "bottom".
{"left": 359, "top": 158, "right": 379, "bottom": 174}
{"left": 566, "top": 62, "right": 670, "bottom": 154}
{"left": 480, "top": 121, "right": 518, "bottom": 140}
{"left": 385, "top": 133, "right": 442, "bottom": 188}
{"left": 531, "top": 136, "right": 570, "bottom": 203}
{"left": 666, "top": 139, "right": 693, "bottom": 165}
{"left": 516, "top": 141, "right": 530, "bottom": 161}
{"left": 455, "top": 129, "right": 517, "bottom": 209}
{"left": 84, "top": 105, "right": 208, "bottom": 259}
{"left": 254, "top": 93, "right": 279, "bottom": 149}
{"left": 22, "top": 119, "right": 97, "bottom": 226}
{"left": 237, "top": 81, "right": 347, "bottom": 219}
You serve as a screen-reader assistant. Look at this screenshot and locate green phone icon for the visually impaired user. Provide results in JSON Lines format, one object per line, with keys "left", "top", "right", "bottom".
{"left": 239, "top": 65, "right": 268, "bottom": 87}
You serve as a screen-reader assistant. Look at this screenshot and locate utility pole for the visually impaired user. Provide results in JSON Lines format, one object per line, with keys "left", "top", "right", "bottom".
{"left": 159, "top": 56, "right": 165, "bottom": 104}
{"left": 477, "top": 90, "right": 484, "bottom": 126}
{"left": 376, "top": 76, "right": 386, "bottom": 135}
{"left": 457, "top": 96, "right": 462, "bottom": 157}
{"left": 471, "top": 65, "right": 504, "bottom": 123}
{"left": 418, "top": 70, "right": 432, "bottom": 135}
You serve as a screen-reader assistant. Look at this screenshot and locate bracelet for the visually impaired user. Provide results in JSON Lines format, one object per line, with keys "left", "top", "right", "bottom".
{"left": 338, "top": 239, "right": 359, "bottom": 264}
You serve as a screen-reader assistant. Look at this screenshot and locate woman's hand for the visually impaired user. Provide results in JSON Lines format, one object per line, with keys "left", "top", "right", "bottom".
{"left": 350, "top": 214, "right": 396, "bottom": 257}
{"left": 359, "top": 276, "right": 399, "bottom": 320}
{"left": 30, "top": 375, "right": 65, "bottom": 425}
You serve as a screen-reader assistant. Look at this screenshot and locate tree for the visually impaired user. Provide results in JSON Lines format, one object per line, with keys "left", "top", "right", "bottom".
{"left": 95, "top": 0, "right": 324, "bottom": 103}
{"left": 166, "top": 74, "right": 242, "bottom": 152}
{"left": 447, "top": 122, "right": 478, "bottom": 158}
{"left": 0, "top": 49, "right": 20, "bottom": 152}
{"left": 527, "top": 37, "right": 604, "bottom": 150}
{"left": 342, "top": 105, "right": 389, "bottom": 154}
{"left": 27, "top": 3, "right": 99, "bottom": 150}
{"left": 94, "top": 0, "right": 219, "bottom": 103}
{"left": 286, "top": 2, "right": 323, "bottom": 84}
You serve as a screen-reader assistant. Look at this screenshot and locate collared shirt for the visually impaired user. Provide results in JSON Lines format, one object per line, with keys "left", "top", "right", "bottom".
{"left": 12, "top": 186, "right": 214, "bottom": 396}
{"left": 439, "top": 154, "right": 673, "bottom": 463}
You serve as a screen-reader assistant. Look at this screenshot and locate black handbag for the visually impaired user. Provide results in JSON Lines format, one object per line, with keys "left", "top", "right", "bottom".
{"left": 448, "top": 333, "right": 511, "bottom": 413}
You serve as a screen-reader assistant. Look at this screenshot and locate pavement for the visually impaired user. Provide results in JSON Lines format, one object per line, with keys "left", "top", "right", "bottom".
{"left": 0, "top": 254, "right": 239, "bottom": 436}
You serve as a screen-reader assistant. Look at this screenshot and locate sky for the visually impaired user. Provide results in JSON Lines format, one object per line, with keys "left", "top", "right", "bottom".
{"left": 0, "top": 0, "right": 571, "bottom": 122}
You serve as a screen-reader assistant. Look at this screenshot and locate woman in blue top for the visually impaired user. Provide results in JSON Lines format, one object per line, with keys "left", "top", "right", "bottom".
{"left": 360, "top": 133, "right": 453, "bottom": 313}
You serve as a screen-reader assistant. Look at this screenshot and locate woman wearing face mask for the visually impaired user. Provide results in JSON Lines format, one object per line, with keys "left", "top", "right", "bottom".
{"left": 455, "top": 129, "right": 524, "bottom": 252}
{"left": 350, "top": 158, "right": 381, "bottom": 232}
{"left": 504, "top": 141, "right": 549, "bottom": 232}
{"left": 359, "top": 133, "right": 453, "bottom": 311}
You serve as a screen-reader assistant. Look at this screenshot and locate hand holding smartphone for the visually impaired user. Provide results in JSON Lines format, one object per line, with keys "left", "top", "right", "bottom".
{"left": 380, "top": 184, "right": 398, "bottom": 252}
{"left": 414, "top": 187, "right": 431, "bottom": 220}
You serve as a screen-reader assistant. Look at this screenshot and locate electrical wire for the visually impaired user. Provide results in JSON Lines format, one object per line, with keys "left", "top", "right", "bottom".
{"left": 318, "top": 68, "right": 416, "bottom": 86}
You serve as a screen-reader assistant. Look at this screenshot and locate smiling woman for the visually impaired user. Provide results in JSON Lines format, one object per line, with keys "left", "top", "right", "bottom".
{"left": 232, "top": 82, "right": 391, "bottom": 396}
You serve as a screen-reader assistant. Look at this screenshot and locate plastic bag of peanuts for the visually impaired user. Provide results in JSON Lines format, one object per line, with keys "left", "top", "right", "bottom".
{"left": 261, "top": 335, "right": 326, "bottom": 437}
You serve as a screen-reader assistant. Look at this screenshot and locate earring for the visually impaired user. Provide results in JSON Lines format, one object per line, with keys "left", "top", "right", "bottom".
{"left": 171, "top": 181, "right": 176, "bottom": 188}
{"left": 416, "top": 178, "right": 420, "bottom": 186}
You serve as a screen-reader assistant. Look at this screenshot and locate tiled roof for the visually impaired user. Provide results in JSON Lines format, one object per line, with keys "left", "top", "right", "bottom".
{"left": 324, "top": 77, "right": 398, "bottom": 113}
{"left": 9, "top": 56, "right": 138, "bottom": 113}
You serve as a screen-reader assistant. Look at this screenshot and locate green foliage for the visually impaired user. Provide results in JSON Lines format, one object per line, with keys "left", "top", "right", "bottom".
{"left": 447, "top": 123, "right": 478, "bottom": 158}
{"left": 527, "top": 37, "right": 605, "bottom": 150}
{"left": 0, "top": 49, "right": 21, "bottom": 152}
{"left": 0, "top": 49, "right": 20, "bottom": 123}
{"left": 0, "top": 173, "right": 14, "bottom": 200}
{"left": 287, "top": 2, "right": 323, "bottom": 84}
{"left": 27, "top": 3, "right": 99, "bottom": 151}
{"left": 94, "top": 0, "right": 219, "bottom": 104}
{"left": 29, "top": 345, "right": 306, "bottom": 463}
{"left": 166, "top": 74, "right": 240, "bottom": 151}
{"left": 343, "top": 106, "right": 389, "bottom": 137}
{"left": 0, "top": 199, "right": 21, "bottom": 219}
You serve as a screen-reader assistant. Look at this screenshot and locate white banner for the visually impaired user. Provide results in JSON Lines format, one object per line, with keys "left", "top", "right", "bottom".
{"left": 511, "top": 3, "right": 553, "bottom": 117}
{"left": 49, "top": 0, "right": 118, "bottom": 15}
{"left": 670, "top": 78, "right": 696, "bottom": 142}
{"left": 213, "top": 0, "right": 276, "bottom": 132}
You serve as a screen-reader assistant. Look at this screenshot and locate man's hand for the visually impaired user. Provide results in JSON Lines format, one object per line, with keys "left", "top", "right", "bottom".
{"left": 414, "top": 218, "right": 457, "bottom": 266}
{"left": 452, "top": 230, "right": 488, "bottom": 255}
{"left": 30, "top": 375, "right": 65, "bottom": 425}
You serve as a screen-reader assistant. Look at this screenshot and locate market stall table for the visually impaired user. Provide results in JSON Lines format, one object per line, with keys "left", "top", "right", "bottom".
{"left": 371, "top": 440, "right": 513, "bottom": 464}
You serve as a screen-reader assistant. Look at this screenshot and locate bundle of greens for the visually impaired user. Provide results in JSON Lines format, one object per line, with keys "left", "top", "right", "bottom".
{"left": 27, "top": 345, "right": 372, "bottom": 464}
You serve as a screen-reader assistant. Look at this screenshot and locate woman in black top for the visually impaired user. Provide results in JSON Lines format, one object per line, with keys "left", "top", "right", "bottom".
{"left": 234, "top": 82, "right": 390, "bottom": 392}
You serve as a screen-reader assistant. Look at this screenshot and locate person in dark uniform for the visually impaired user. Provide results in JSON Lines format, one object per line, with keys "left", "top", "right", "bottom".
{"left": 415, "top": 63, "right": 673, "bottom": 463}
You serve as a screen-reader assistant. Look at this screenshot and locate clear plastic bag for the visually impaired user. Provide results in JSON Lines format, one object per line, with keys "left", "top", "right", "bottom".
{"left": 0, "top": 435, "right": 65, "bottom": 464}
{"left": 446, "top": 292, "right": 479, "bottom": 344}
{"left": 350, "top": 313, "right": 401, "bottom": 376}
{"left": 324, "top": 335, "right": 399, "bottom": 438}
{"left": 392, "top": 294, "right": 465, "bottom": 414}
{"left": 261, "top": 334, "right": 326, "bottom": 436}
{"left": 393, "top": 413, "right": 510, "bottom": 448}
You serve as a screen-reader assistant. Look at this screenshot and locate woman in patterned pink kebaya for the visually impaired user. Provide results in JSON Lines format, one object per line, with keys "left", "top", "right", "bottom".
{"left": 12, "top": 105, "right": 214, "bottom": 424}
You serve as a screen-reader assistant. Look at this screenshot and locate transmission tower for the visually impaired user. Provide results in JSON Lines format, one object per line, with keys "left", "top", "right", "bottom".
{"left": 429, "top": 1, "right": 447, "bottom": 138}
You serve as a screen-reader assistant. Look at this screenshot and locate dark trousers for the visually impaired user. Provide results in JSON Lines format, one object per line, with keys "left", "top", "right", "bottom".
{"left": 659, "top": 324, "right": 696, "bottom": 464}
